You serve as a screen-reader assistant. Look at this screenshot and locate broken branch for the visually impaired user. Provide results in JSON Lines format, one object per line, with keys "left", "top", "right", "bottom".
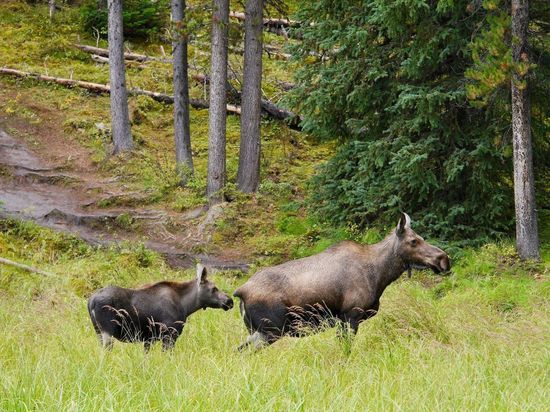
{"left": 0, "top": 256, "right": 55, "bottom": 277}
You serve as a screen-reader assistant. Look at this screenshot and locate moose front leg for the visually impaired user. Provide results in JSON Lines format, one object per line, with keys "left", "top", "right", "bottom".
{"left": 161, "top": 325, "right": 182, "bottom": 351}
{"left": 340, "top": 300, "right": 380, "bottom": 338}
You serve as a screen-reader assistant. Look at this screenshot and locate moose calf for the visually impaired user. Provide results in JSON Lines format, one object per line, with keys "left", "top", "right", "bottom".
{"left": 234, "top": 213, "right": 450, "bottom": 350}
{"left": 88, "top": 264, "right": 233, "bottom": 351}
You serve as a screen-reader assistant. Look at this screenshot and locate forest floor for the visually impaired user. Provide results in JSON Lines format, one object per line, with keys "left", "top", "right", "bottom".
{"left": 0, "top": 90, "right": 249, "bottom": 271}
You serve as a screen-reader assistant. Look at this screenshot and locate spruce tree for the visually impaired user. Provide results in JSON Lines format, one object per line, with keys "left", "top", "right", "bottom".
{"left": 289, "top": 0, "right": 547, "bottom": 241}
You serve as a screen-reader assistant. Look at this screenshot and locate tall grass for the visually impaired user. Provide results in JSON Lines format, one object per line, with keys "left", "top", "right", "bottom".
{"left": 0, "top": 222, "right": 548, "bottom": 410}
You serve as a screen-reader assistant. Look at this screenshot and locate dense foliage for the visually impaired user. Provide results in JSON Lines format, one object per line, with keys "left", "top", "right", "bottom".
{"left": 288, "top": 0, "right": 547, "bottom": 241}
{"left": 80, "top": 0, "right": 169, "bottom": 39}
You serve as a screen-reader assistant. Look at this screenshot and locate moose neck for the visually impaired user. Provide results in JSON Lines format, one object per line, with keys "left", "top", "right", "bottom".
{"left": 176, "top": 281, "right": 203, "bottom": 318}
{"left": 366, "top": 232, "right": 408, "bottom": 293}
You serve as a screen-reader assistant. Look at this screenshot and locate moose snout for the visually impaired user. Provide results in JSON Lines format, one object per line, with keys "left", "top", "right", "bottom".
{"left": 438, "top": 254, "right": 451, "bottom": 273}
{"left": 222, "top": 297, "right": 234, "bottom": 311}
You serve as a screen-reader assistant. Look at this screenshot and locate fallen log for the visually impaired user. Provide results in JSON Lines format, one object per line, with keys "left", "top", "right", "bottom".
{"left": 276, "top": 80, "right": 296, "bottom": 91}
{"left": 189, "top": 71, "right": 301, "bottom": 128}
{"left": 0, "top": 67, "right": 243, "bottom": 116}
{"left": 229, "top": 11, "right": 301, "bottom": 39}
{"left": 1, "top": 67, "right": 298, "bottom": 126}
{"left": 0, "top": 256, "right": 55, "bottom": 277}
{"left": 90, "top": 54, "right": 147, "bottom": 69}
{"left": 74, "top": 44, "right": 171, "bottom": 63}
{"left": 0, "top": 67, "right": 110, "bottom": 93}
{"left": 229, "top": 11, "right": 299, "bottom": 28}
{"left": 192, "top": 40, "right": 291, "bottom": 60}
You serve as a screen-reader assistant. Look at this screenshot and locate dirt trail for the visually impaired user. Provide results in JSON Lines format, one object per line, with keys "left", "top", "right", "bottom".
{"left": 0, "top": 128, "right": 248, "bottom": 272}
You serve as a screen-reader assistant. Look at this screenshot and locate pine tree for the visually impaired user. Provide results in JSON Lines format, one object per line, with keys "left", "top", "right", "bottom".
{"left": 108, "top": 0, "right": 133, "bottom": 154}
{"left": 206, "top": 0, "right": 229, "bottom": 203}
{"left": 237, "top": 0, "right": 264, "bottom": 193}
{"left": 510, "top": 0, "right": 540, "bottom": 260}
{"left": 172, "top": 0, "right": 194, "bottom": 185}
{"left": 289, "top": 0, "right": 547, "bottom": 241}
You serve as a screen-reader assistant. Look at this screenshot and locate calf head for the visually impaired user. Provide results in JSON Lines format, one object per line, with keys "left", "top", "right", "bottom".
{"left": 395, "top": 213, "right": 451, "bottom": 275}
{"left": 196, "top": 264, "right": 234, "bottom": 310}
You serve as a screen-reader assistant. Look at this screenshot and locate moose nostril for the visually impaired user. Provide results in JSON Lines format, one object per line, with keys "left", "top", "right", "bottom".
{"left": 440, "top": 255, "right": 451, "bottom": 271}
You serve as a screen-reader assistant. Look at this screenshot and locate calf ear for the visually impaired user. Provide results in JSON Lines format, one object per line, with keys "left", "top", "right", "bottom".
{"left": 396, "top": 212, "right": 411, "bottom": 236}
{"left": 196, "top": 263, "right": 208, "bottom": 286}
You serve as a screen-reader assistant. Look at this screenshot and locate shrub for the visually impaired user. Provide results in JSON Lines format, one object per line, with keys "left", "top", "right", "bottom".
{"left": 80, "top": 0, "right": 169, "bottom": 39}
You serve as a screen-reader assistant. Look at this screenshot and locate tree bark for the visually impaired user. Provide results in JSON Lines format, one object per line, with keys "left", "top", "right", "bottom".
{"left": 172, "top": 0, "right": 194, "bottom": 185}
{"left": 49, "top": 0, "right": 56, "bottom": 20}
{"left": 108, "top": 0, "right": 133, "bottom": 154}
{"left": 237, "top": 0, "right": 263, "bottom": 193}
{"left": 511, "top": 0, "right": 540, "bottom": 260}
{"left": 206, "top": 0, "right": 229, "bottom": 203}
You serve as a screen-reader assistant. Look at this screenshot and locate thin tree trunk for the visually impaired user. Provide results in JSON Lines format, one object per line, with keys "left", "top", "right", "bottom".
{"left": 206, "top": 0, "right": 229, "bottom": 203}
{"left": 237, "top": 0, "right": 263, "bottom": 192}
{"left": 172, "top": 0, "right": 194, "bottom": 184}
{"left": 108, "top": 0, "right": 133, "bottom": 154}
{"left": 49, "top": 0, "right": 56, "bottom": 20}
{"left": 511, "top": 0, "right": 540, "bottom": 260}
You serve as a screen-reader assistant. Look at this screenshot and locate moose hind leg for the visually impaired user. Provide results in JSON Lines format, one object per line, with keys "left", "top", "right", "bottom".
{"left": 100, "top": 331, "right": 113, "bottom": 350}
{"left": 237, "top": 331, "right": 270, "bottom": 351}
{"left": 161, "top": 334, "right": 178, "bottom": 351}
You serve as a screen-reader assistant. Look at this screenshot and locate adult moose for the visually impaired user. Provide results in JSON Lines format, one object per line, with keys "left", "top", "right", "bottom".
{"left": 234, "top": 213, "right": 450, "bottom": 350}
{"left": 88, "top": 264, "right": 233, "bottom": 351}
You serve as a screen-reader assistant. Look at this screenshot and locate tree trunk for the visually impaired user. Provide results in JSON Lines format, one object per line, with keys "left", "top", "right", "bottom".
{"left": 206, "top": 0, "right": 229, "bottom": 203}
{"left": 237, "top": 0, "right": 263, "bottom": 192}
{"left": 108, "top": 0, "right": 133, "bottom": 154}
{"left": 511, "top": 0, "right": 540, "bottom": 260}
{"left": 172, "top": 0, "right": 194, "bottom": 185}
{"left": 49, "top": 0, "right": 56, "bottom": 20}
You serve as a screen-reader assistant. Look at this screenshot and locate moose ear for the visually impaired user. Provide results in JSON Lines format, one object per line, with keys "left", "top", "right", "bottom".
{"left": 396, "top": 212, "right": 411, "bottom": 236}
{"left": 196, "top": 263, "right": 208, "bottom": 286}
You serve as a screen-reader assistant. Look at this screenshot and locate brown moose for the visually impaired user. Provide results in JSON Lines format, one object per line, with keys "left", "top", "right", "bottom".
{"left": 88, "top": 264, "right": 233, "bottom": 351}
{"left": 234, "top": 213, "right": 450, "bottom": 349}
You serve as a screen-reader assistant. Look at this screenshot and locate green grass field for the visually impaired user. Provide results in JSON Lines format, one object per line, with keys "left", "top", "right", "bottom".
{"left": 1, "top": 220, "right": 548, "bottom": 411}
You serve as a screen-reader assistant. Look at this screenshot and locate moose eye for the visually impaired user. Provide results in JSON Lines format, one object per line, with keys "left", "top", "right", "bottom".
{"left": 410, "top": 239, "right": 417, "bottom": 247}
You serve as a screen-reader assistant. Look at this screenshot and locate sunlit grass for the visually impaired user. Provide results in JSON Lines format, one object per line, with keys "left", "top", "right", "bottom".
{"left": 0, "top": 221, "right": 548, "bottom": 410}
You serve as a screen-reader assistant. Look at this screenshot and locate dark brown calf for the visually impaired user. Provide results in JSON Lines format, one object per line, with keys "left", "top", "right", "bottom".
{"left": 88, "top": 264, "right": 233, "bottom": 351}
{"left": 234, "top": 213, "right": 450, "bottom": 349}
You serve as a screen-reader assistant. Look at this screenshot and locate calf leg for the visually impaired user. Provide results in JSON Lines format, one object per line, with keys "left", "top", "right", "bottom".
{"left": 237, "top": 331, "right": 270, "bottom": 351}
{"left": 161, "top": 335, "right": 178, "bottom": 351}
{"left": 100, "top": 331, "right": 113, "bottom": 350}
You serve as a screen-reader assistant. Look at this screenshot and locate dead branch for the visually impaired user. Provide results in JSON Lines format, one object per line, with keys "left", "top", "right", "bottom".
{"left": 0, "top": 67, "right": 110, "bottom": 93}
{"left": 229, "top": 11, "right": 301, "bottom": 39}
{"left": 74, "top": 44, "right": 171, "bottom": 63}
{"left": 189, "top": 71, "right": 300, "bottom": 128}
{"left": 90, "top": 54, "right": 147, "bottom": 69}
{"left": 0, "top": 256, "right": 55, "bottom": 277}
{"left": 229, "top": 11, "right": 299, "bottom": 28}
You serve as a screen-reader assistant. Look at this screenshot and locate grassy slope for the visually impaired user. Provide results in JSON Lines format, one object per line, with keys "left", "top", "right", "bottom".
{"left": 1, "top": 2, "right": 549, "bottom": 410}
{"left": 0, "top": 1, "right": 331, "bottom": 262}
{"left": 0, "top": 220, "right": 548, "bottom": 410}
